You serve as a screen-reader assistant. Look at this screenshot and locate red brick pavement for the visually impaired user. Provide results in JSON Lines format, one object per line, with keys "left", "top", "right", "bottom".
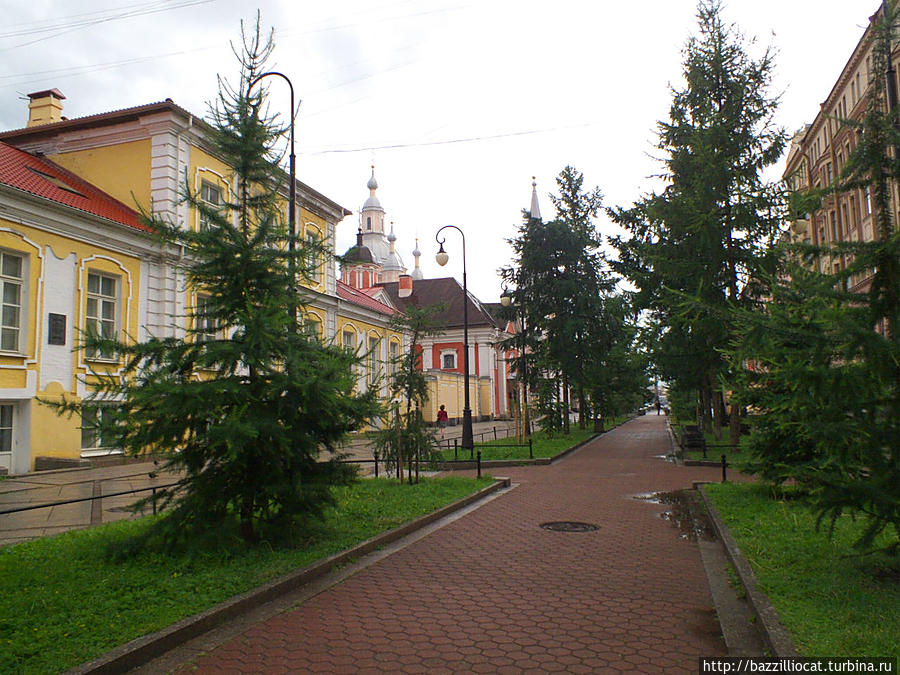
{"left": 180, "top": 415, "right": 728, "bottom": 674}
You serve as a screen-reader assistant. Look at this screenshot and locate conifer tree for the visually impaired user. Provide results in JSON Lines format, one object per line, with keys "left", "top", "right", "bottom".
{"left": 730, "top": 2, "right": 900, "bottom": 552}
{"left": 64, "top": 19, "right": 380, "bottom": 548}
{"left": 610, "top": 0, "right": 785, "bottom": 442}
{"left": 502, "top": 166, "right": 616, "bottom": 435}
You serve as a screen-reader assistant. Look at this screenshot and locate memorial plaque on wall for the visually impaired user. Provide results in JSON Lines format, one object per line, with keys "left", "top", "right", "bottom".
{"left": 48, "top": 313, "right": 66, "bottom": 345}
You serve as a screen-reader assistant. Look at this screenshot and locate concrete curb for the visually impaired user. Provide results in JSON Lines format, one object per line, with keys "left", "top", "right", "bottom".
{"left": 696, "top": 484, "right": 799, "bottom": 657}
{"left": 65, "top": 477, "right": 512, "bottom": 675}
{"left": 549, "top": 432, "right": 601, "bottom": 463}
{"left": 665, "top": 420, "right": 682, "bottom": 463}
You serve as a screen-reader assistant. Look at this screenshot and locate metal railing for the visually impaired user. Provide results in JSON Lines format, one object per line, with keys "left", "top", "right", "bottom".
{"left": 0, "top": 481, "right": 178, "bottom": 518}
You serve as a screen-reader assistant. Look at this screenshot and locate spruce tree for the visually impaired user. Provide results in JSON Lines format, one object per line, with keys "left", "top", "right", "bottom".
{"left": 731, "top": 3, "right": 900, "bottom": 552}
{"left": 66, "top": 19, "right": 380, "bottom": 548}
{"left": 502, "top": 166, "right": 615, "bottom": 435}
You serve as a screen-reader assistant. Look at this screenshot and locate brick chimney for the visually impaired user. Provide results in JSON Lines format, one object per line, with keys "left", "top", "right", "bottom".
{"left": 26, "top": 89, "right": 66, "bottom": 127}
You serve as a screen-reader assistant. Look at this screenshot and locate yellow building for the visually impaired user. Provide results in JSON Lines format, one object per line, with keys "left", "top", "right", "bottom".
{"left": 0, "top": 139, "right": 152, "bottom": 473}
{"left": 0, "top": 89, "right": 402, "bottom": 473}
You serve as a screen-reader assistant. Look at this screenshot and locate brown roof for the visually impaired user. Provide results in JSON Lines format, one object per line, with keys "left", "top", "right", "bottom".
{"left": 378, "top": 277, "right": 498, "bottom": 330}
{"left": 0, "top": 100, "right": 192, "bottom": 142}
{"left": 0, "top": 141, "right": 146, "bottom": 231}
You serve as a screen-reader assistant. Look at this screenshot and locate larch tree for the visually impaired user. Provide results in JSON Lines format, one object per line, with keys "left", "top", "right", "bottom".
{"left": 60, "top": 19, "right": 380, "bottom": 549}
{"left": 610, "top": 0, "right": 786, "bottom": 444}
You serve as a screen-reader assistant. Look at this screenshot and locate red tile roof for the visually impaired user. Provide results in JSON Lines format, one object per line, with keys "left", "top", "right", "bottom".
{"left": 0, "top": 142, "right": 147, "bottom": 231}
{"left": 337, "top": 280, "right": 398, "bottom": 316}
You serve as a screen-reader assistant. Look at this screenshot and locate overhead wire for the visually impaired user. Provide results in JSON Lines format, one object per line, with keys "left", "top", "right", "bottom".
{"left": 300, "top": 122, "right": 597, "bottom": 156}
{"left": 0, "top": 0, "right": 215, "bottom": 52}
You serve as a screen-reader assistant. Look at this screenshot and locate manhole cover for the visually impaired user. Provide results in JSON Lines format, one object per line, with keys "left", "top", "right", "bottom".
{"left": 540, "top": 521, "right": 599, "bottom": 533}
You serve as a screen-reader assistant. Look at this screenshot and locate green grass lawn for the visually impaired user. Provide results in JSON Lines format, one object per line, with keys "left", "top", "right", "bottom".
{"left": 0, "top": 475, "right": 493, "bottom": 674}
{"left": 435, "top": 425, "right": 602, "bottom": 462}
{"left": 704, "top": 482, "right": 900, "bottom": 659}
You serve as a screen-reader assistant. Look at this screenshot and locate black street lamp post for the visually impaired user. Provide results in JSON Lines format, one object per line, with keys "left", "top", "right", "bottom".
{"left": 248, "top": 71, "right": 298, "bottom": 322}
{"left": 435, "top": 225, "right": 473, "bottom": 452}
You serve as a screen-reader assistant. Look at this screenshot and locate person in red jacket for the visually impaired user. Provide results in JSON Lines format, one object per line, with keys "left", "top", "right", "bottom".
{"left": 437, "top": 404, "right": 449, "bottom": 438}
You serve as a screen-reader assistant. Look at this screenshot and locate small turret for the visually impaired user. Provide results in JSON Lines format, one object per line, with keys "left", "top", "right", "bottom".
{"left": 411, "top": 238, "right": 424, "bottom": 280}
{"left": 529, "top": 176, "right": 542, "bottom": 222}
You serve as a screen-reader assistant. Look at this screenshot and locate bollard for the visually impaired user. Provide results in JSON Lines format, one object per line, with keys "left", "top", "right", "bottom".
{"left": 152, "top": 487, "right": 157, "bottom": 515}
{"left": 529, "top": 438, "right": 533, "bottom": 459}
{"left": 374, "top": 451, "right": 379, "bottom": 478}
{"left": 493, "top": 426, "right": 497, "bottom": 440}
{"left": 454, "top": 438, "right": 458, "bottom": 461}
{"left": 721, "top": 454, "right": 727, "bottom": 483}
{"left": 477, "top": 450, "right": 482, "bottom": 479}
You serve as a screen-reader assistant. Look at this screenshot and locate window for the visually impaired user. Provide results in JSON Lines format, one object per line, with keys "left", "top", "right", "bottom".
{"left": 441, "top": 350, "right": 457, "bottom": 370}
{"left": 304, "top": 315, "right": 321, "bottom": 339}
{"left": 366, "top": 216, "right": 371, "bottom": 230}
{"left": 0, "top": 404, "right": 12, "bottom": 453}
{"left": 86, "top": 271, "right": 118, "bottom": 358}
{"left": 865, "top": 187, "right": 872, "bottom": 215}
{"left": 199, "top": 180, "right": 223, "bottom": 230}
{"left": 826, "top": 163, "right": 833, "bottom": 184}
{"left": 81, "top": 404, "right": 117, "bottom": 449}
{"left": 306, "top": 229, "right": 321, "bottom": 283}
{"left": 0, "top": 252, "right": 24, "bottom": 352}
{"left": 368, "top": 336, "right": 380, "bottom": 385}
{"left": 389, "top": 340, "right": 400, "bottom": 376}
{"left": 342, "top": 329, "right": 356, "bottom": 351}
{"left": 195, "top": 294, "right": 217, "bottom": 341}
{"left": 830, "top": 212, "right": 838, "bottom": 241}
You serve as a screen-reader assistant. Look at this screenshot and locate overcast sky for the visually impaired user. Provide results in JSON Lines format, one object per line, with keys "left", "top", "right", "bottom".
{"left": 0, "top": 0, "right": 875, "bottom": 301}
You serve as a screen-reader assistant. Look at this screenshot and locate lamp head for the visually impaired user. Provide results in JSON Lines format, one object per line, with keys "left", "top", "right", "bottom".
{"left": 500, "top": 289, "right": 512, "bottom": 307}
{"left": 436, "top": 242, "right": 449, "bottom": 266}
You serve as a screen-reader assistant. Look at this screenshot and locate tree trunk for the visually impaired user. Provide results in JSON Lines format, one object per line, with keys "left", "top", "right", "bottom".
{"left": 563, "top": 374, "right": 571, "bottom": 435}
{"left": 729, "top": 402, "right": 741, "bottom": 451}
{"left": 578, "top": 384, "right": 586, "bottom": 430}
{"left": 239, "top": 495, "right": 256, "bottom": 542}
{"left": 699, "top": 384, "right": 712, "bottom": 434}
{"left": 713, "top": 389, "right": 727, "bottom": 440}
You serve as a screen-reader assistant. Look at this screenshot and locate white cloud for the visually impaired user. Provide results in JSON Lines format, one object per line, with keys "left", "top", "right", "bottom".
{"left": 0, "top": 0, "right": 875, "bottom": 300}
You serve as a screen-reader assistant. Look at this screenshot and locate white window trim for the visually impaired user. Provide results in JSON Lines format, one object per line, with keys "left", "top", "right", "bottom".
{"left": 84, "top": 270, "right": 121, "bottom": 361}
{"left": 80, "top": 402, "right": 119, "bottom": 452}
{"left": 0, "top": 402, "right": 14, "bottom": 455}
{"left": 440, "top": 348, "right": 457, "bottom": 370}
{"left": 0, "top": 250, "right": 27, "bottom": 355}
{"left": 195, "top": 293, "right": 219, "bottom": 342}
{"left": 78, "top": 256, "right": 132, "bottom": 372}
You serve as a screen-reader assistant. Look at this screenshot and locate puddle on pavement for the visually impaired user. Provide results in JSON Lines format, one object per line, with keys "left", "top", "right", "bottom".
{"left": 633, "top": 490, "right": 716, "bottom": 541}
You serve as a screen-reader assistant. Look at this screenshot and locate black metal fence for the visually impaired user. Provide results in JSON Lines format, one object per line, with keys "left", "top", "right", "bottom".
{"left": 0, "top": 480, "right": 178, "bottom": 518}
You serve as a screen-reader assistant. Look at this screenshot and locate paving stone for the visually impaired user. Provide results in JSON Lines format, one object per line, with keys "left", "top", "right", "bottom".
{"left": 171, "top": 416, "right": 730, "bottom": 672}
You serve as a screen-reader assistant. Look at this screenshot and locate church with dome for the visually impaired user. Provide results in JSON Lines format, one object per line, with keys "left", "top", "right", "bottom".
{"left": 340, "top": 167, "right": 515, "bottom": 425}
